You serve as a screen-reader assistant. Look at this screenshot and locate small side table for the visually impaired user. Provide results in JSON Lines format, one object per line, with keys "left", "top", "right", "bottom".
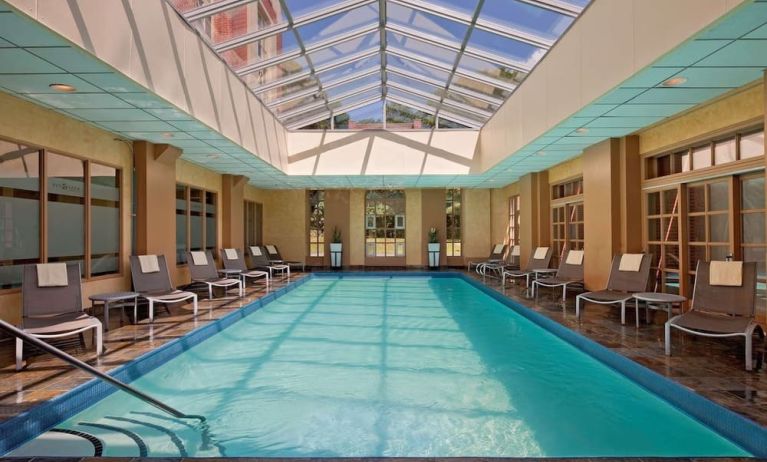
{"left": 632, "top": 292, "right": 686, "bottom": 324}
{"left": 89, "top": 292, "right": 139, "bottom": 331}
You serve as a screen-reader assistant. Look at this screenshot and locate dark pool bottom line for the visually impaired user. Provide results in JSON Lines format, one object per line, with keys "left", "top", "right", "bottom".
{"left": 1, "top": 272, "right": 766, "bottom": 458}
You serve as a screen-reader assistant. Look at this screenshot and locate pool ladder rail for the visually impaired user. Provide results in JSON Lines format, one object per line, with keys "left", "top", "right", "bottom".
{"left": 0, "top": 318, "right": 213, "bottom": 449}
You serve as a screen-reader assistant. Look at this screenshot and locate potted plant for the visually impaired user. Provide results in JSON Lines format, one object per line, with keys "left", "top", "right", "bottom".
{"left": 427, "top": 227, "right": 440, "bottom": 268}
{"left": 330, "top": 226, "right": 343, "bottom": 269}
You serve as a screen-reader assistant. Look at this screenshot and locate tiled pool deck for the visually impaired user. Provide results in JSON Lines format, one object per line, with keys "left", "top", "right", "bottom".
{"left": 0, "top": 269, "right": 765, "bottom": 461}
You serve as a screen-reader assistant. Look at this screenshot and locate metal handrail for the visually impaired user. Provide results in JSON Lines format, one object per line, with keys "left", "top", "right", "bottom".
{"left": 0, "top": 319, "right": 205, "bottom": 424}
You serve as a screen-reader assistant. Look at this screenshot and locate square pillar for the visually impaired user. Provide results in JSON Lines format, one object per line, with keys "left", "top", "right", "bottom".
{"left": 518, "top": 171, "right": 549, "bottom": 269}
{"left": 325, "top": 189, "right": 351, "bottom": 267}
{"left": 619, "top": 135, "right": 643, "bottom": 253}
{"left": 221, "top": 174, "right": 247, "bottom": 249}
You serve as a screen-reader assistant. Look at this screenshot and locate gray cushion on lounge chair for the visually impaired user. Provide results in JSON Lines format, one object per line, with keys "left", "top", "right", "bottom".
{"left": 671, "top": 311, "right": 754, "bottom": 334}
{"left": 23, "top": 312, "right": 100, "bottom": 335}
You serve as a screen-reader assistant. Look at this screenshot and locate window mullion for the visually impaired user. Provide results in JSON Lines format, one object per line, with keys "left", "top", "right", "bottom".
{"left": 84, "top": 160, "right": 92, "bottom": 279}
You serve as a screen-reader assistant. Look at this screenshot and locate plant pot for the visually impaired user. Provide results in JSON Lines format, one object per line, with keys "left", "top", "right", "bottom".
{"left": 330, "top": 243, "right": 343, "bottom": 268}
{"left": 427, "top": 242, "right": 441, "bottom": 268}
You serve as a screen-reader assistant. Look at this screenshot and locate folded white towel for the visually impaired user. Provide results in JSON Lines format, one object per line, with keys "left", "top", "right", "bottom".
{"left": 619, "top": 254, "right": 643, "bottom": 272}
{"left": 251, "top": 246, "right": 262, "bottom": 257}
{"left": 266, "top": 245, "right": 278, "bottom": 255}
{"left": 138, "top": 255, "right": 160, "bottom": 273}
{"left": 492, "top": 244, "right": 504, "bottom": 254}
{"left": 510, "top": 245, "right": 521, "bottom": 257}
{"left": 710, "top": 261, "right": 743, "bottom": 286}
{"left": 36, "top": 263, "right": 68, "bottom": 287}
{"left": 566, "top": 250, "right": 584, "bottom": 266}
{"left": 224, "top": 248, "right": 238, "bottom": 260}
{"left": 191, "top": 251, "right": 208, "bottom": 266}
{"left": 533, "top": 247, "right": 549, "bottom": 260}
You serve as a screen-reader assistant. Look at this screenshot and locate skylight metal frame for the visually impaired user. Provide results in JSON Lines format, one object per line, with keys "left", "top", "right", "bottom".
{"left": 167, "top": 0, "right": 588, "bottom": 130}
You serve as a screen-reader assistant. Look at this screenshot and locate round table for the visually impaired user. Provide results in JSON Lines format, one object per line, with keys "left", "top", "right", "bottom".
{"left": 632, "top": 292, "right": 686, "bottom": 323}
{"left": 89, "top": 292, "right": 139, "bottom": 331}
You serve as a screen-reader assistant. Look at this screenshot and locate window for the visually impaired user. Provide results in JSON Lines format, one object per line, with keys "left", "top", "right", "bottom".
{"left": 740, "top": 174, "right": 766, "bottom": 319}
{"left": 508, "top": 195, "right": 520, "bottom": 246}
{"left": 646, "top": 188, "right": 681, "bottom": 294}
{"left": 244, "top": 200, "right": 261, "bottom": 248}
{"left": 90, "top": 164, "right": 121, "bottom": 276}
{"left": 445, "top": 188, "right": 461, "bottom": 257}
{"left": 646, "top": 128, "right": 764, "bottom": 179}
{"left": 0, "top": 140, "right": 121, "bottom": 289}
{"left": 308, "top": 190, "right": 325, "bottom": 257}
{"left": 365, "top": 190, "right": 405, "bottom": 257}
{"left": 0, "top": 141, "right": 40, "bottom": 289}
{"left": 176, "top": 184, "right": 217, "bottom": 265}
{"left": 551, "top": 179, "right": 584, "bottom": 267}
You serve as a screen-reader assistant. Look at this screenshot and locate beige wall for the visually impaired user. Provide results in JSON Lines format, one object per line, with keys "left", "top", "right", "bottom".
{"left": 463, "top": 189, "right": 492, "bottom": 260}
{"left": 406, "top": 190, "right": 423, "bottom": 266}
{"left": 0, "top": 92, "right": 132, "bottom": 324}
{"left": 287, "top": 130, "right": 480, "bottom": 175}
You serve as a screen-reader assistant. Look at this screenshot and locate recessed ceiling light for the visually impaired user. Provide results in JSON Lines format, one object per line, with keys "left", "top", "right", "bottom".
{"left": 207, "top": 153, "right": 220, "bottom": 159}
{"left": 538, "top": 151, "right": 546, "bottom": 156}
{"left": 49, "top": 83, "right": 76, "bottom": 92}
{"left": 162, "top": 132, "right": 174, "bottom": 138}
{"left": 576, "top": 127, "right": 589, "bottom": 134}
{"left": 662, "top": 76, "right": 687, "bottom": 87}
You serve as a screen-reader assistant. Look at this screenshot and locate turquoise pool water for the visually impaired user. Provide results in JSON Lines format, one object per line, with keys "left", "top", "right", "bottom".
{"left": 10, "top": 276, "right": 750, "bottom": 457}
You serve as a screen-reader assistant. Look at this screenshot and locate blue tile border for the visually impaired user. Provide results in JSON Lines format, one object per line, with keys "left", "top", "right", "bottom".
{"left": 2, "top": 271, "right": 766, "bottom": 457}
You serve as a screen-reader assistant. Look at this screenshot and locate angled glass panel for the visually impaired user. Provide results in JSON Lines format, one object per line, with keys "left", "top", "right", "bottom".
{"left": 387, "top": 87, "right": 440, "bottom": 111}
{"left": 284, "top": 105, "right": 330, "bottom": 127}
{"left": 334, "top": 100, "right": 383, "bottom": 129}
{"left": 308, "top": 32, "right": 379, "bottom": 68}
{"left": 298, "top": 118, "right": 331, "bottom": 130}
{"left": 325, "top": 74, "right": 381, "bottom": 100}
{"left": 386, "top": 101, "right": 435, "bottom": 129}
{"left": 438, "top": 116, "right": 470, "bottom": 129}
{"left": 409, "top": 0, "right": 480, "bottom": 18}
{"left": 284, "top": 0, "right": 344, "bottom": 19}
{"left": 457, "top": 54, "right": 527, "bottom": 87}
{"left": 329, "top": 88, "right": 380, "bottom": 110}
{"left": 479, "top": 0, "right": 574, "bottom": 43}
{"left": 466, "top": 28, "right": 545, "bottom": 68}
{"left": 387, "top": 73, "right": 444, "bottom": 101}
{"left": 243, "top": 56, "right": 310, "bottom": 87}
{"left": 440, "top": 105, "right": 486, "bottom": 125}
{"left": 450, "top": 75, "right": 511, "bottom": 100}
{"left": 386, "top": 31, "right": 457, "bottom": 68}
{"left": 317, "top": 55, "right": 380, "bottom": 83}
{"left": 191, "top": 0, "right": 288, "bottom": 46}
{"left": 296, "top": 3, "right": 379, "bottom": 47}
{"left": 386, "top": 54, "right": 450, "bottom": 84}
{"left": 220, "top": 30, "right": 298, "bottom": 70}
{"left": 444, "top": 90, "right": 498, "bottom": 113}
{"left": 387, "top": 2, "right": 468, "bottom": 45}
{"left": 171, "top": 0, "right": 231, "bottom": 13}
{"left": 257, "top": 76, "right": 319, "bottom": 103}
{"left": 273, "top": 93, "right": 325, "bottom": 116}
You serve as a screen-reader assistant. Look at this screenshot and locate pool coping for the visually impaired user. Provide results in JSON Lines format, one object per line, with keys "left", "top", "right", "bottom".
{"left": 1, "top": 271, "right": 766, "bottom": 457}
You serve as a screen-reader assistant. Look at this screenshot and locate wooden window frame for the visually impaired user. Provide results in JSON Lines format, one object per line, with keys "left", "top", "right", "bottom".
{"left": 445, "top": 188, "right": 462, "bottom": 257}
{"left": 176, "top": 183, "right": 217, "bottom": 266}
{"left": 508, "top": 195, "right": 520, "bottom": 246}
{"left": 364, "top": 190, "right": 406, "bottom": 258}
{"left": 550, "top": 178, "right": 584, "bottom": 267}
{"left": 308, "top": 190, "right": 325, "bottom": 258}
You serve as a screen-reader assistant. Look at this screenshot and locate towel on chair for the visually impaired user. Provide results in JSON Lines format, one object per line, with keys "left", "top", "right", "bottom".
{"left": 619, "top": 254, "right": 643, "bottom": 272}
{"left": 533, "top": 247, "right": 549, "bottom": 260}
{"left": 37, "top": 263, "right": 68, "bottom": 287}
{"left": 566, "top": 250, "right": 584, "bottom": 266}
{"left": 138, "top": 255, "right": 160, "bottom": 273}
{"left": 266, "top": 245, "right": 278, "bottom": 255}
{"left": 251, "top": 246, "right": 262, "bottom": 257}
{"left": 492, "top": 244, "right": 504, "bottom": 254}
{"left": 510, "top": 245, "right": 520, "bottom": 257}
{"left": 191, "top": 251, "right": 208, "bottom": 266}
{"left": 224, "top": 248, "right": 238, "bottom": 260}
{"left": 710, "top": 261, "right": 743, "bottom": 286}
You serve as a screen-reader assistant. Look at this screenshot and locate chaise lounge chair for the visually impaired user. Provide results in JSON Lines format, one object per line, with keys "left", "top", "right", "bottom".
{"left": 265, "top": 244, "right": 305, "bottom": 272}
{"left": 531, "top": 249, "right": 585, "bottom": 302}
{"left": 575, "top": 253, "right": 652, "bottom": 326}
{"left": 502, "top": 246, "right": 553, "bottom": 287}
{"left": 17, "top": 262, "right": 103, "bottom": 370}
{"left": 130, "top": 255, "right": 198, "bottom": 322}
{"left": 481, "top": 245, "right": 521, "bottom": 276}
{"left": 249, "top": 246, "right": 290, "bottom": 277}
{"left": 467, "top": 244, "right": 507, "bottom": 273}
{"left": 187, "top": 251, "right": 243, "bottom": 299}
{"left": 666, "top": 260, "right": 763, "bottom": 371}
{"left": 221, "top": 248, "right": 270, "bottom": 287}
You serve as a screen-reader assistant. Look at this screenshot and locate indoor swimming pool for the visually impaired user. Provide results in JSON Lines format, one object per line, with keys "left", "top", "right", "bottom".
{"left": 3, "top": 275, "right": 760, "bottom": 457}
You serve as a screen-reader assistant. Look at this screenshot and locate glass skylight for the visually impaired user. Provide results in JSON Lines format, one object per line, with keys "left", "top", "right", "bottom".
{"left": 168, "top": 0, "right": 590, "bottom": 130}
